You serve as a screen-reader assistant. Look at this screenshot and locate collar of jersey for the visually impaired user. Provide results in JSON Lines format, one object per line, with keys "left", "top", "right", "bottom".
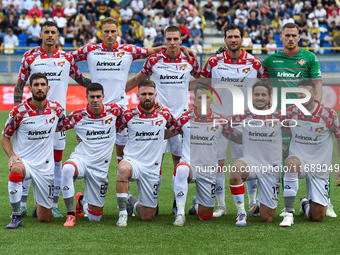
{"left": 86, "top": 104, "right": 106, "bottom": 118}
{"left": 223, "top": 49, "right": 246, "bottom": 60}
{"left": 137, "top": 104, "right": 156, "bottom": 116}
{"left": 161, "top": 48, "right": 182, "bottom": 59}
{"left": 39, "top": 45, "right": 60, "bottom": 55}
{"left": 26, "top": 97, "right": 49, "bottom": 110}
{"left": 101, "top": 41, "right": 119, "bottom": 51}
{"left": 282, "top": 47, "right": 300, "bottom": 57}
{"left": 309, "top": 100, "right": 321, "bottom": 115}
{"left": 193, "top": 107, "right": 213, "bottom": 119}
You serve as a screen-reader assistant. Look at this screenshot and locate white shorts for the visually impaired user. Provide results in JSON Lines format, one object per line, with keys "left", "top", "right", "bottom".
{"left": 116, "top": 128, "right": 128, "bottom": 146}
{"left": 54, "top": 130, "right": 66, "bottom": 150}
{"left": 67, "top": 157, "right": 109, "bottom": 208}
{"left": 241, "top": 157, "right": 280, "bottom": 209}
{"left": 23, "top": 161, "right": 54, "bottom": 209}
{"left": 288, "top": 154, "right": 329, "bottom": 207}
{"left": 123, "top": 158, "right": 159, "bottom": 208}
{"left": 164, "top": 134, "right": 182, "bottom": 157}
{"left": 217, "top": 136, "right": 243, "bottom": 161}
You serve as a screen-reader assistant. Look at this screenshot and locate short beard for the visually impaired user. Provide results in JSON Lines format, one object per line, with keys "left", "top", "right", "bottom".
{"left": 32, "top": 94, "right": 46, "bottom": 102}
{"left": 141, "top": 100, "right": 154, "bottom": 111}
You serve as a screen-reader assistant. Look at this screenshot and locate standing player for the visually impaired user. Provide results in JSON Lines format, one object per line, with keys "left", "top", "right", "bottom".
{"left": 14, "top": 21, "right": 91, "bottom": 218}
{"left": 199, "top": 24, "right": 268, "bottom": 217}
{"left": 115, "top": 80, "right": 177, "bottom": 227}
{"left": 125, "top": 25, "right": 201, "bottom": 212}
{"left": 280, "top": 79, "right": 340, "bottom": 227}
{"left": 228, "top": 81, "right": 288, "bottom": 226}
{"left": 3, "top": 73, "right": 64, "bottom": 229}
{"left": 57, "top": 83, "right": 124, "bottom": 227}
{"left": 261, "top": 23, "right": 336, "bottom": 217}
{"left": 168, "top": 85, "right": 242, "bottom": 226}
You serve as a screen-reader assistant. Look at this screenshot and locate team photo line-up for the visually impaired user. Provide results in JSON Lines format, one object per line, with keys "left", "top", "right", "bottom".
{"left": 2, "top": 18, "right": 340, "bottom": 229}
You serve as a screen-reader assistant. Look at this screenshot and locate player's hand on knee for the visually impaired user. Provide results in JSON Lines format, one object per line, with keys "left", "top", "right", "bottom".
{"left": 8, "top": 155, "right": 23, "bottom": 170}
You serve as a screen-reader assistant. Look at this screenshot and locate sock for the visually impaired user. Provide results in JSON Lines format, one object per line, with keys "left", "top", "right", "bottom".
{"left": 173, "top": 164, "right": 189, "bottom": 215}
{"left": 20, "top": 195, "right": 28, "bottom": 209}
{"left": 305, "top": 204, "right": 310, "bottom": 219}
{"left": 53, "top": 161, "right": 62, "bottom": 207}
{"left": 230, "top": 183, "right": 246, "bottom": 215}
{"left": 216, "top": 170, "right": 226, "bottom": 208}
{"left": 84, "top": 203, "right": 103, "bottom": 221}
{"left": 9, "top": 172, "right": 23, "bottom": 216}
{"left": 64, "top": 197, "right": 74, "bottom": 214}
{"left": 128, "top": 194, "right": 138, "bottom": 209}
{"left": 21, "top": 179, "right": 31, "bottom": 208}
{"left": 245, "top": 180, "right": 257, "bottom": 208}
{"left": 158, "top": 168, "right": 162, "bottom": 194}
{"left": 283, "top": 172, "right": 298, "bottom": 213}
{"left": 117, "top": 193, "right": 128, "bottom": 215}
{"left": 117, "top": 156, "right": 123, "bottom": 164}
{"left": 61, "top": 163, "right": 76, "bottom": 199}
{"left": 195, "top": 203, "right": 198, "bottom": 214}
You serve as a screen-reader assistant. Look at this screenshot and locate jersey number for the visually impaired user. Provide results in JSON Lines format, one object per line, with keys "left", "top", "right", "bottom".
{"left": 211, "top": 184, "right": 216, "bottom": 196}
{"left": 100, "top": 184, "right": 108, "bottom": 195}
{"left": 153, "top": 183, "right": 159, "bottom": 196}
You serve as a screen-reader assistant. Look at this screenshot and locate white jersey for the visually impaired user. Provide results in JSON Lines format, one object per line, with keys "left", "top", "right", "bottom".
{"left": 18, "top": 46, "right": 82, "bottom": 110}
{"left": 229, "top": 110, "right": 286, "bottom": 167}
{"left": 286, "top": 101, "right": 340, "bottom": 166}
{"left": 200, "top": 49, "right": 268, "bottom": 116}
{"left": 141, "top": 49, "right": 201, "bottom": 118}
{"left": 117, "top": 105, "right": 176, "bottom": 174}
{"left": 169, "top": 108, "right": 234, "bottom": 166}
{"left": 2, "top": 98, "right": 64, "bottom": 174}
{"left": 57, "top": 103, "right": 123, "bottom": 172}
{"left": 72, "top": 42, "right": 149, "bottom": 106}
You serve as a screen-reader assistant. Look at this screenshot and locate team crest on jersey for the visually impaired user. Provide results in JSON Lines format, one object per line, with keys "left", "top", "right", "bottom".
{"left": 282, "top": 144, "right": 288, "bottom": 151}
{"left": 155, "top": 120, "right": 163, "bottom": 126}
{"left": 105, "top": 118, "right": 113, "bottom": 124}
{"left": 242, "top": 68, "right": 250, "bottom": 73}
{"left": 177, "top": 64, "right": 187, "bottom": 71}
{"left": 58, "top": 61, "right": 65, "bottom": 67}
{"left": 315, "top": 127, "right": 324, "bottom": 133}
{"left": 211, "top": 126, "right": 219, "bottom": 132}
{"left": 117, "top": 52, "right": 125, "bottom": 57}
{"left": 49, "top": 117, "right": 55, "bottom": 123}
{"left": 298, "top": 59, "right": 306, "bottom": 66}
{"left": 269, "top": 122, "right": 277, "bottom": 128}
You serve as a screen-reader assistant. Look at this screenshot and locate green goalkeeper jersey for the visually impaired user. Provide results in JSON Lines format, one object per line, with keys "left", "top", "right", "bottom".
{"left": 262, "top": 48, "right": 322, "bottom": 110}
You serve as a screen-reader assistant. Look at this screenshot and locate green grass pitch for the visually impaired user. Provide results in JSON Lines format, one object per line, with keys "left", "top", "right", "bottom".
{"left": 0, "top": 110, "right": 339, "bottom": 254}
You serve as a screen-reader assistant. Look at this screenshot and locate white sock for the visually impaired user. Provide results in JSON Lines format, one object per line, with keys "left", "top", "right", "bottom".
{"left": 216, "top": 171, "right": 225, "bottom": 207}
{"left": 84, "top": 203, "right": 102, "bottom": 221}
{"left": 230, "top": 184, "right": 246, "bottom": 215}
{"left": 21, "top": 179, "right": 31, "bottom": 196}
{"left": 117, "top": 193, "right": 128, "bottom": 215}
{"left": 61, "top": 163, "right": 76, "bottom": 199}
{"left": 283, "top": 172, "right": 299, "bottom": 197}
{"left": 173, "top": 164, "right": 189, "bottom": 215}
{"left": 246, "top": 180, "right": 257, "bottom": 207}
{"left": 9, "top": 181, "right": 22, "bottom": 204}
{"left": 53, "top": 161, "right": 62, "bottom": 207}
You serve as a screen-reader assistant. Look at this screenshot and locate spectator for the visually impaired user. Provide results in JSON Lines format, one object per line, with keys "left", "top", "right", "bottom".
{"left": 315, "top": 3, "right": 327, "bottom": 24}
{"left": 247, "top": 12, "right": 260, "bottom": 29}
{"left": 54, "top": 11, "right": 67, "bottom": 34}
{"left": 234, "top": 3, "right": 248, "bottom": 25}
{"left": 52, "top": 2, "right": 64, "bottom": 18}
{"left": 18, "top": 11, "right": 31, "bottom": 32}
{"left": 120, "top": 4, "right": 133, "bottom": 24}
{"left": 301, "top": 1, "right": 313, "bottom": 16}
{"left": 21, "top": 0, "right": 33, "bottom": 13}
{"left": 327, "top": 10, "right": 340, "bottom": 27}
{"left": 30, "top": 0, "right": 42, "bottom": 9}
{"left": 246, "top": 0, "right": 258, "bottom": 9}
{"left": 178, "top": 21, "right": 190, "bottom": 46}
{"left": 259, "top": 0, "right": 272, "bottom": 18}
{"left": 188, "top": 22, "right": 202, "bottom": 45}
{"left": 260, "top": 13, "right": 271, "bottom": 26}
{"left": 249, "top": 25, "right": 261, "bottom": 43}
{"left": 327, "top": 3, "right": 339, "bottom": 16}
{"left": 6, "top": 4, "right": 18, "bottom": 18}
{"left": 190, "top": 39, "right": 202, "bottom": 54}
{"left": 77, "top": 0, "right": 86, "bottom": 14}
{"left": 96, "top": 0, "right": 109, "bottom": 19}
{"left": 110, "top": 4, "right": 121, "bottom": 21}
{"left": 30, "top": 13, "right": 41, "bottom": 24}
{"left": 272, "top": 15, "right": 282, "bottom": 34}
{"left": 177, "top": 10, "right": 187, "bottom": 24}
{"left": 64, "top": 0, "right": 77, "bottom": 9}
{"left": 282, "top": 12, "right": 295, "bottom": 26}
{"left": 215, "top": 0, "right": 231, "bottom": 32}
{"left": 64, "top": 2, "right": 77, "bottom": 21}
{"left": 143, "top": 34, "right": 154, "bottom": 48}
{"left": 107, "top": 0, "right": 117, "bottom": 11}
{"left": 176, "top": 5, "right": 189, "bottom": 17}
{"left": 242, "top": 31, "right": 253, "bottom": 52}
{"left": 299, "top": 31, "right": 310, "bottom": 47}
{"left": 202, "top": 0, "right": 215, "bottom": 23}
{"left": 154, "top": 12, "right": 167, "bottom": 30}
{"left": 152, "top": 0, "right": 166, "bottom": 14}
{"left": 131, "top": 0, "right": 144, "bottom": 18}
{"left": 308, "top": 21, "right": 320, "bottom": 38}
{"left": 332, "top": 29, "right": 340, "bottom": 51}
{"left": 143, "top": 21, "right": 157, "bottom": 39}
{"left": 85, "top": 0, "right": 97, "bottom": 16}
{"left": 142, "top": 14, "right": 154, "bottom": 27}
{"left": 292, "top": 0, "right": 304, "bottom": 15}
{"left": 266, "top": 38, "right": 277, "bottom": 54}
{"left": 7, "top": 12, "right": 20, "bottom": 35}
{"left": 74, "top": 13, "right": 88, "bottom": 29}
{"left": 63, "top": 21, "right": 76, "bottom": 44}
{"left": 296, "top": 13, "right": 308, "bottom": 33}
{"left": 28, "top": 3, "right": 43, "bottom": 18}
{"left": 153, "top": 29, "right": 164, "bottom": 47}
{"left": 73, "top": 24, "right": 87, "bottom": 47}
{"left": 132, "top": 19, "right": 144, "bottom": 44}
{"left": 143, "top": 4, "right": 155, "bottom": 18}
{"left": 164, "top": 1, "right": 176, "bottom": 21}
{"left": 26, "top": 20, "right": 41, "bottom": 46}
{"left": 40, "top": 11, "right": 53, "bottom": 24}
{"left": 187, "top": 10, "right": 201, "bottom": 29}
{"left": 121, "top": 31, "right": 135, "bottom": 44}
{"left": 309, "top": 32, "right": 322, "bottom": 53}
{"left": 325, "top": 0, "right": 337, "bottom": 11}
{"left": 261, "top": 24, "right": 273, "bottom": 41}
{"left": 323, "top": 30, "right": 334, "bottom": 44}
{"left": 248, "top": 4, "right": 261, "bottom": 20}
{"left": 0, "top": 35, "right": 3, "bottom": 54}
{"left": 129, "top": 13, "right": 142, "bottom": 28}
{"left": 186, "top": 0, "right": 199, "bottom": 12}
{"left": 4, "top": 28, "right": 18, "bottom": 54}
{"left": 307, "top": 13, "right": 319, "bottom": 28}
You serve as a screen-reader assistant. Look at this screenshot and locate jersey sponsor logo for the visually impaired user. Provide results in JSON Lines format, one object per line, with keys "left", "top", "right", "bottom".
{"left": 315, "top": 127, "right": 324, "bottom": 133}
{"left": 28, "top": 128, "right": 52, "bottom": 135}
{"left": 155, "top": 120, "right": 163, "bottom": 126}
{"left": 10, "top": 189, "right": 18, "bottom": 195}
{"left": 105, "top": 118, "right": 113, "bottom": 124}
{"left": 220, "top": 77, "right": 246, "bottom": 83}
{"left": 63, "top": 186, "right": 70, "bottom": 190}
{"left": 81, "top": 122, "right": 95, "bottom": 125}
{"left": 242, "top": 68, "right": 250, "bottom": 73}
{"left": 136, "top": 130, "right": 160, "bottom": 136}
{"left": 96, "top": 60, "right": 122, "bottom": 66}
{"left": 159, "top": 74, "right": 185, "bottom": 80}
{"left": 273, "top": 60, "right": 284, "bottom": 63}
{"left": 276, "top": 71, "right": 302, "bottom": 78}
{"left": 86, "top": 129, "right": 111, "bottom": 136}
{"left": 58, "top": 61, "right": 65, "bottom": 67}
{"left": 190, "top": 134, "right": 213, "bottom": 140}
{"left": 44, "top": 70, "right": 63, "bottom": 77}
{"left": 177, "top": 191, "right": 184, "bottom": 196}
{"left": 298, "top": 59, "right": 306, "bottom": 66}
{"left": 295, "top": 134, "right": 313, "bottom": 140}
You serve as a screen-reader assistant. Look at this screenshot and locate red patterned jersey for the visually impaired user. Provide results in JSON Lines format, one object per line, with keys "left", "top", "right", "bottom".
{"left": 2, "top": 99, "right": 64, "bottom": 174}
{"left": 57, "top": 103, "right": 123, "bottom": 171}
{"left": 141, "top": 49, "right": 201, "bottom": 118}
{"left": 286, "top": 101, "right": 340, "bottom": 166}
{"left": 72, "top": 42, "right": 149, "bottom": 106}
{"left": 116, "top": 105, "right": 176, "bottom": 173}
{"left": 18, "top": 46, "right": 82, "bottom": 109}
{"left": 200, "top": 49, "right": 268, "bottom": 116}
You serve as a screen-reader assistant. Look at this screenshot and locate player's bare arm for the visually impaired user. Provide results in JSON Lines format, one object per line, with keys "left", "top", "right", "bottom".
{"left": 24, "top": 46, "right": 39, "bottom": 56}
{"left": 314, "top": 80, "right": 323, "bottom": 102}
{"left": 75, "top": 75, "right": 92, "bottom": 88}
{"left": 336, "top": 140, "right": 340, "bottom": 186}
{"left": 1, "top": 134, "right": 22, "bottom": 169}
{"left": 148, "top": 46, "right": 198, "bottom": 60}
{"left": 125, "top": 72, "right": 149, "bottom": 92}
{"left": 14, "top": 80, "right": 26, "bottom": 106}
{"left": 230, "top": 133, "right": 243, "bottom": 144}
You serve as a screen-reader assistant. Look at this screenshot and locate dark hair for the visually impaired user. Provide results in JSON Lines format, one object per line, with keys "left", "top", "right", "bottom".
{"left": 298, "top": 79, "right": 315, "bottom": 91}
{"left": 164, "top": 25, "right": 181, "bottom": 37}
{"left": 41, "top": 21, "right": 58, "bottom": 31}
{"left": 194, "top": 85, "right": 213, "bottom": 96}
{"left": 86, "top": 83, "right": 104, "bottom": 95}
{"left": 138, "top": 80, "right": 156, "bottom": 89}
{"left": 252, "top": 80, "right": 272, "bottom": 95}
{"left": 29, "top": 72, "right": 48, "bottom": 86}
{"left": 224, "top": 24, "right": 243, "bottom": 38}
{"left": 282, "top": 22, "right": 299, "bottom": 32}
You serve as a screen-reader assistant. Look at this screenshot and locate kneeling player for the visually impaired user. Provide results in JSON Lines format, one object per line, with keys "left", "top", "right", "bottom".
{"left": 115, "top": 80, "right": 176, "bottom": 227}
{"left": 228, "top": 81, "right": 289, "bottom": 226}
{"left": 169, "top": 86, "right": 241, "bottom": 226}
{"left": 58, "top": 83, "right": 124, "bottom": 227}
{"left": 2, "top": 73, "right": 64, "bottom": 228}
{"left": 280, "top": 80, "right": 340, "bottom": 227}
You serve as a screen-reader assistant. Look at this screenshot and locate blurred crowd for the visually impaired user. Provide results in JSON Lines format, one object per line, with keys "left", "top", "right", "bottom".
{"left": 0, "top": 0, "right": 340, "bottom": 54}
